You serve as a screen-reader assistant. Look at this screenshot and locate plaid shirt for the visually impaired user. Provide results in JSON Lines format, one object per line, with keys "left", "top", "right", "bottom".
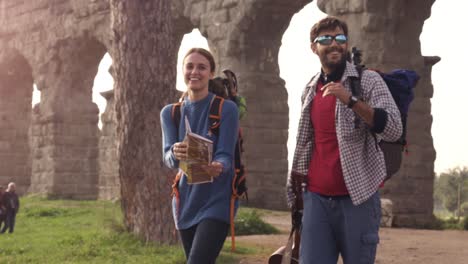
{"left": 287, "top": 62, "right": 402, "bottom": 206}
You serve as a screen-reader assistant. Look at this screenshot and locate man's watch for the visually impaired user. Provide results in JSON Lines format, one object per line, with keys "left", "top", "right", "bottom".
{"left": 347, "top": 95, "right": 359, "bottom": 108}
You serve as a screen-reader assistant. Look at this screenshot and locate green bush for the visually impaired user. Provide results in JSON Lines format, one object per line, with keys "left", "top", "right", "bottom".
{"left": 442, "top": 217, "right": 460, "bottom": 229}
{"left": 461, "top": 202, "right": 468, "bottom": 217}
{"left": 462, "top": 217, "right": 468, "bottom": 230}
{"left": 434, "top": 216, "right": 468, "bottom": 230}
{"left": 425, "top": 218, "right": 444, "bottom": 230}
{"left": 233, "top": 209, "right": 280, "bottom": 236}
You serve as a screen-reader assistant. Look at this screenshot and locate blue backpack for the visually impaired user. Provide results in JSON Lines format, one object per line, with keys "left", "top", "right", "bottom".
{"left": 350, "top": 48, "right": 420, "bottom": 180}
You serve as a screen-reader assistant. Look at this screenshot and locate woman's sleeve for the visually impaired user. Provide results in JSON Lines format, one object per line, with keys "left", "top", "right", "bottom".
{"left": 214, "top": 101, "right": 239, "bottom": 174}
{"left": 160, "top": 104, "right": 179, "bottom": 169}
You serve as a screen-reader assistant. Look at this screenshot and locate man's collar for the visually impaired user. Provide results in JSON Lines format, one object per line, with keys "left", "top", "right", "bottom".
{"left": 320, "top": 61, "right": 346, "bottom": 84}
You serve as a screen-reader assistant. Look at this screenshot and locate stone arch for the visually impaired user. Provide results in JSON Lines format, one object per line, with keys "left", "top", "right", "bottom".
{"left": 0, "top": 0, "right": 444, "bottom": 227}
{"left": 198, "top": 0, "right": 437, "bottom": 227}
{"left": 420, "top": 1, "right": 468, "bottom": 175}
{"left": 277, "top": 1, "right": 436, "bottom": 225}
{"left": 29, "top": 35, "right": 108, "bottom": 199}
{"left": 0, "top": 48, "right": 34, "bottom": 195}
{"left": 94, "top": 53, "right": 119, "bottom": 200}
{"left": 279, "top": 2, "right": 326, "bottom": 168}
{"left": 197, "top": 0, "right": 313, "bottom": 209}
{"left": 92, "top": 53, "right": 114, "bottom": 129}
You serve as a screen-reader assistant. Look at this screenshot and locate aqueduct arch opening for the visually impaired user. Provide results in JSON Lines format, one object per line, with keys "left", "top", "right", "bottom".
{"left": 0, "top": 0, "right": 439, "bottom": 227}
{"left": 0, "top": 48, "right": 34, "bottom": 195}
{"left": 94, "top": 52, "right": 120, "bottom": 201}
{"left": 29, "top": 36, "right": 107, "bottom": 199}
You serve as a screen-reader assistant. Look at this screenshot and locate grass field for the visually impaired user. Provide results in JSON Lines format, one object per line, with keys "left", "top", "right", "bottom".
{"left": 0, "top": 196, "right": 274, "bottom": 264}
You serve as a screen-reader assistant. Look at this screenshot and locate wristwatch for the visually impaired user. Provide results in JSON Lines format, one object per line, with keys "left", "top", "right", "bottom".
{"left": 347, "top": 95, "right": 359, "bottom": 108}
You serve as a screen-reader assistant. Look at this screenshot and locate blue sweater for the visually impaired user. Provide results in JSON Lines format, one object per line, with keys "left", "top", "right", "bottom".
{"left": 160, "top": 93, "right": 239, "bottom": 229}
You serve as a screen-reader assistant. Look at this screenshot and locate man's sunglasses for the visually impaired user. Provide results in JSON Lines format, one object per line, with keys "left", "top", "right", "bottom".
{"left": 313, "top": 34, "right": 348, "bottom": 45}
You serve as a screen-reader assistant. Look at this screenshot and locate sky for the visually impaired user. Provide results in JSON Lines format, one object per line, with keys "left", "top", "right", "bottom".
{"left": 31, "top": 1, "right": 468, "bottom": 174}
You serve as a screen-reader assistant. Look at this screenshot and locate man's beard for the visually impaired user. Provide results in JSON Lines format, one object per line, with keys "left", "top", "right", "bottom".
{"left": 319, "top": 46, "right": 347, "bottom": 70}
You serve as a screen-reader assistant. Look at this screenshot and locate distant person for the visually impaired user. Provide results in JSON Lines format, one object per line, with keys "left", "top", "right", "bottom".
{"left": 1, "top": 182, "right": 20, "bottom": 234}
{"left": 287, "top": 16, "right": 402, "bottom": 263}
{"left": 160, "top": 48, "right": 239, "bottom": 263}
{"left": 0, "top": 185, "right": 5, "bottom": 230}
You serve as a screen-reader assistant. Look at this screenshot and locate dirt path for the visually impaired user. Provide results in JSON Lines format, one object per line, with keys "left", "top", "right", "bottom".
{"left": 234, "top": 211, "right": 468, "bottom": 264}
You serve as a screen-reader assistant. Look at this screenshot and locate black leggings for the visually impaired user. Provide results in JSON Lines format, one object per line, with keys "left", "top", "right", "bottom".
{"left": 179, "top": 218, "right": 229, "bottom": 264}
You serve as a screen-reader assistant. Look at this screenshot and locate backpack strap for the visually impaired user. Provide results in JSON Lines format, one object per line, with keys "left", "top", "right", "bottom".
{"left": 171, "top": 102, "right": 182, "bottom": 132}
{"left": 208, "top": 95, "right": 249, "bottom": 252}
{"left": 208, "top": 96, "right": 238, "bottom": 251}
{"left": 350, "top": 66, "right": 380, "bottom": 151}
{"left": 171, "top": 170, "right": 183, "bottom": 219}
{"left": 208, "top": 95, "right": 240, "bottom": 252}
{"left": 350, "top": 65, "right": 364, "bottom": 98}
{"left": 349, "top": 65, "right": 364, "bottom": 129}
{"left": 170, "top": 102, "right": 183, "bottom": 220}
{"left": 208, "top": 96, "right": 224, "bottom": 135}
{"left": 172, "top": 96, "right": 224, "bottom": 134}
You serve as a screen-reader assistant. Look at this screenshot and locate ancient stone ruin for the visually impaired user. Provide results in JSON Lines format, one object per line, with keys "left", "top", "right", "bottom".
{"left": 0, "top": 0, "right": 437, "bottom": 227}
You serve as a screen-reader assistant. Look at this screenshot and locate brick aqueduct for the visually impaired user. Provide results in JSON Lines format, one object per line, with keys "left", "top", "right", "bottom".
{"left": 0, "top": 0, "right": 438, "bottom": 226}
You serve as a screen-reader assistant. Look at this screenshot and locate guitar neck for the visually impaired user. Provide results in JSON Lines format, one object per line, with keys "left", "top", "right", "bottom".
{"left": 291, "top": 227, "right": 301, "bottom": 262}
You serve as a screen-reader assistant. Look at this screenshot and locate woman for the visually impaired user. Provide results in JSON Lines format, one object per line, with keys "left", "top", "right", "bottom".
{"left": 0, "top": 186, "right": 5, "bottom": 231}
{"left": 160, "top": 48, "right": 239, "bottom": 263}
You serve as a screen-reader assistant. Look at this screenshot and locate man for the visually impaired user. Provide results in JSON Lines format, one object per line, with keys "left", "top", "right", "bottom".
{"left": 287, "top": 17, "right": 402, "bottom": 264}
{"left": 1, "top": 182, "right": 20, "bottom": 234}
{"left": 0, "top": 185, "right": 5, "bottom": 230}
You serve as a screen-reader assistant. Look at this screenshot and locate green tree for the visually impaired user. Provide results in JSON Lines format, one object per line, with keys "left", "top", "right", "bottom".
{"left": 433, "top": 175, "right": 445, "bottom": 212}
{"left": 435, "top": 167, "right": 468, "bottom": 219}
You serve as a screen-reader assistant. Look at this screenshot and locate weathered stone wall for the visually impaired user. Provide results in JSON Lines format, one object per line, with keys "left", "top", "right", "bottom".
{"left": 1, "top": 0, "right": 111, "bottom": 198}
{"left": 0, "top": 0, "right": 437, "bottom": 227}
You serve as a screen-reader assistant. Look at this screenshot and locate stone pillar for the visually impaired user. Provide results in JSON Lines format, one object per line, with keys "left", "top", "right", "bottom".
{"left": 0, "top": 50, "right": 33, "bottom": 195}
{"left": 98, "top": 90, "right": 120, "bottom": 200}
{"left": 30, "top": 92, "right": 100, "bottom": 199}
{"left": 29, "top": 38, "right": 106, "bottom": 199}
{"left": 318, "top": 0, "right": 436, "bottom": 227}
